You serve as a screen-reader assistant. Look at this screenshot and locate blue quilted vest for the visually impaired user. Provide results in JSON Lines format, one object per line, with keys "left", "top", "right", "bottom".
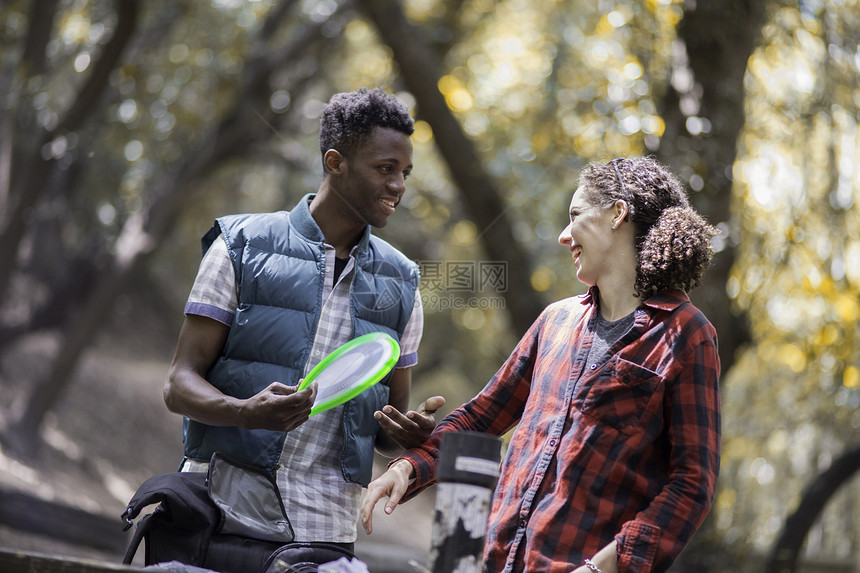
{"left": 182, "top": 194, "right": 419, "bottom": 486}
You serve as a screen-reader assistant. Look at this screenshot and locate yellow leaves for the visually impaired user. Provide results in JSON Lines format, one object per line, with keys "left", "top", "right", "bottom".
{"left": 843, "top": 366, "right": 859, "bottom": 388}
{"left": 438, "top": 75, "right": 473, "bottom": 113}
{"left": 766, "top": 430, "right": 789, "bottom": 457}
{"left": 447, "top": 90, "right": 474, "bottom": 113}
{"left": 778, "top": 343, "right": 807, "bottom": 373}
{"left": 404, "top": 192, "right": 452, "bottom": 232}
{"left": 651, "top": 0, "right": 683, "bottom": 27}
{"left": 804, "top": 273, "right": 835, "bottom": 296}
{"left": 722, "top": 434, "right": 760, "bottom": 461}
{"left": 530, "top": 266, "right": 556, "bottom": 292}
{"left": 403, "top": 0, "right": 446, "bottom": 22}
{"left": 716, "top": 488, "right": 737, "bottom": 511}
{"left": 459, "top": 308, "right": 486, "bottom": 331}
{"left": 594, "top": 14, "right": 617, "bottom": 38}
{"left": 531, "top": 129, "right": 552, "bottom": 155}
{"left": 344, "top": 19, "right": 371, "bottom": 42}
{"left": 640, "top": 114, "right": 665, "bottom": 136}
{"left": 450, "top": 6, "right": 556, "bottom": 119}
{"left": 834, "top": 294, "right": 860, "bottom": 322}
{"left": 451, "top": 220, "right": 477, "bottom": 244}
{"left": 412, "top": 120, "right": 434, "bottom": 144}
{"left": 814, "top": 324, "right": 841, "bottom": 346}
{"left": 356, "top": 48, "right": 394, "bottom": 82}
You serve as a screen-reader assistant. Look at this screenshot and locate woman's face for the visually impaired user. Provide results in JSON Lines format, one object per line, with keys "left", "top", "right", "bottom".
{"left": 558, "top": 185, "right": 617, "bottom": 287}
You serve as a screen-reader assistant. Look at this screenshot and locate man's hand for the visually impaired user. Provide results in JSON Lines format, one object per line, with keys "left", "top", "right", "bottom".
{"left": 165, "top": 316, "right": 318, "bottom": 432}
{"left": 374, "top": 395, "right": 445, "bottom": 450}
{"left": 238, "top": 381, "right": 317, "bottom": 432}
{"left": 360, "top": 459, "right": 415, "bottom": 535}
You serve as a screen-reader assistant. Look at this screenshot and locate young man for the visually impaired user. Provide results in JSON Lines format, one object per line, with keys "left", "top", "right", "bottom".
{"left": 164, "top": 88, "right": 443, "bottom": 556}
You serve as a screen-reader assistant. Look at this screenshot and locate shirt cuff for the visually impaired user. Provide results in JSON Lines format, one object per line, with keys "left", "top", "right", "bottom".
{"left": 396, "top": 351, "right": 418, "bottom": 369}
{"left": 615, "top": 520, "right": 662, "bottom": 573}
{"left": 392, "top": 447, "right": 438, "bottom": 503}
{"left": 185, "top": 302, "right": 234, "bottom": 326}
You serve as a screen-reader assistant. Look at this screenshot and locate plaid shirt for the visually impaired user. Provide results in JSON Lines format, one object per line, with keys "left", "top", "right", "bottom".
{"left": 400, "top": 289, "right": 720, "bottom": 573}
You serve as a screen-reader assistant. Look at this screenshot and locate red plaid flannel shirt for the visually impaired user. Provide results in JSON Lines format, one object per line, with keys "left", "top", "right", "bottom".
{"left": 399, "top": 289, "right": 721, "bottom": 573}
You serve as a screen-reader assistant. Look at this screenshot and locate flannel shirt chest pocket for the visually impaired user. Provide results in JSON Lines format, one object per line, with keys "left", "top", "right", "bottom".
{"left": 579, "top": 357, "right": 664, "bottom": 433}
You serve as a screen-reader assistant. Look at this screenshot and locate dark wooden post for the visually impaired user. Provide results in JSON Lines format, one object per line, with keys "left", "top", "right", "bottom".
{"left": 429, "top": 432, "right": 502, "bottom": 573}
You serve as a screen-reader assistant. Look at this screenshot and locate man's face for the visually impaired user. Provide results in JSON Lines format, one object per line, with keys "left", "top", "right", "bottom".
{"left": 335, "top": 126, "right": 413, "bottom": 228}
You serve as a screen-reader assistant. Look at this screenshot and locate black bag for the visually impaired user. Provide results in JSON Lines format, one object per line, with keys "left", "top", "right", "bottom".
{"left": 263, "top": 543, "right": 358, "bottom": 573}
{"left": 121, "top": 453, "right": 357, "bottom": 572}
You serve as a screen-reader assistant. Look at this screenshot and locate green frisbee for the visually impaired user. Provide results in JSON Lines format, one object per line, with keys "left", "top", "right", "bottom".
{"left": 298, "top": 332, "right": 401, "bottom": 416}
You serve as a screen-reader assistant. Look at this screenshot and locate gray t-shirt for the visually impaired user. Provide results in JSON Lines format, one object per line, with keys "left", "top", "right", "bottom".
{"left": 584, "top": 310, "right": 636, "bottom": 370}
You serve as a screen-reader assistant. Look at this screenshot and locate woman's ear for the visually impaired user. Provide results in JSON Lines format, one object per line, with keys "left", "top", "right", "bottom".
{"left": 323, "top": 149, "right": 344, "bottom": 175}
{"left": 612, "top": 199, "right": 629, "bottom": 228}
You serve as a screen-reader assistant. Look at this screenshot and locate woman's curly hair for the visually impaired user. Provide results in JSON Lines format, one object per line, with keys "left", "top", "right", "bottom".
{"left": 579, "top": 156, "right": 717, "bottom": 296}
{"left": 319, "top": 88, "right": 414, "bottom": 169}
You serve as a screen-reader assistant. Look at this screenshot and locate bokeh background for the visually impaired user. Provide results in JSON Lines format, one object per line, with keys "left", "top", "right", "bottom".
{"left": 0, "top": 1, "right": 858, "bottom": 571}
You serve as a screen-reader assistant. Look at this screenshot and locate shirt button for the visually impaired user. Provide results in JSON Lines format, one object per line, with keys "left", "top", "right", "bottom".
{"left": 549, "top": 439, "right": 556, "bottom": 447}
{"left": 590, "top": 363, "right": 598, "bottom": 370}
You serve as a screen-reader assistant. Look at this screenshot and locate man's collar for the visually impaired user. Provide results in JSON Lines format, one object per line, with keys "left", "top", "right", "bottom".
{"left": 290, "top": 193, "right": 372, "bottom": 250}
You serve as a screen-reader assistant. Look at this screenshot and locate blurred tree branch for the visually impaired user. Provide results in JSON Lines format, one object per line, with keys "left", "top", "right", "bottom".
{"left": 0, "top": 0, "right": 348, "bottom": 453}
{"left": 765, "top": 443, "right": 860, "bottom": 573}
{"left": 361, "top": 0, "right": 546, "bottom": 337}
{"left": 656, "top": 1, "right": 768, "bottom": 373}
{"left": 0, "top": 0, "right": 138, "bottom": 311}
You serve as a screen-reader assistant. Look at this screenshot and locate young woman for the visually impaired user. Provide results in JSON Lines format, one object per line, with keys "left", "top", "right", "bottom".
{"left": 363, "top": 157, "right": 721, "bottom": 573}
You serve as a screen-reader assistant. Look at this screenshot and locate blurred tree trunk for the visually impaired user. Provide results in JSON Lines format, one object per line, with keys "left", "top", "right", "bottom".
{"left": 0, "top": 0, "right": 142, "bottom": 453}
{"left": 0, "top": 3, "right": 192, "bottom": 351}
{"left": 360, "top": 0, "right": 546, "bottom": 337}
{"left": 656, "top": 0, "right": 768, "bottom": 374}
{"left": 0, "top": 0, "right": 340, "bottom": 454}
{"left": 662, "top": 3, "right": 769, "bottom": 571}
{"left": 0, "top": 0, "right": 136, "bottom": 307}
{"left": 765, "top": 443, "right": 860, "bottom": 573}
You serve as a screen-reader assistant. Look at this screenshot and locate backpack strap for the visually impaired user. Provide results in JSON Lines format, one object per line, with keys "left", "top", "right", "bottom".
{"left": 122, "top": 511, "right": 155, "bottom": 565}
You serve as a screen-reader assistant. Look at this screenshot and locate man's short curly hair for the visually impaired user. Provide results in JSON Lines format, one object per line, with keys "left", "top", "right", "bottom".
{"left": 578, "top": 156, "right": 718, "bottom": 296}
{"left": 319, "top": 88, "right": 414, "bottom": 168}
